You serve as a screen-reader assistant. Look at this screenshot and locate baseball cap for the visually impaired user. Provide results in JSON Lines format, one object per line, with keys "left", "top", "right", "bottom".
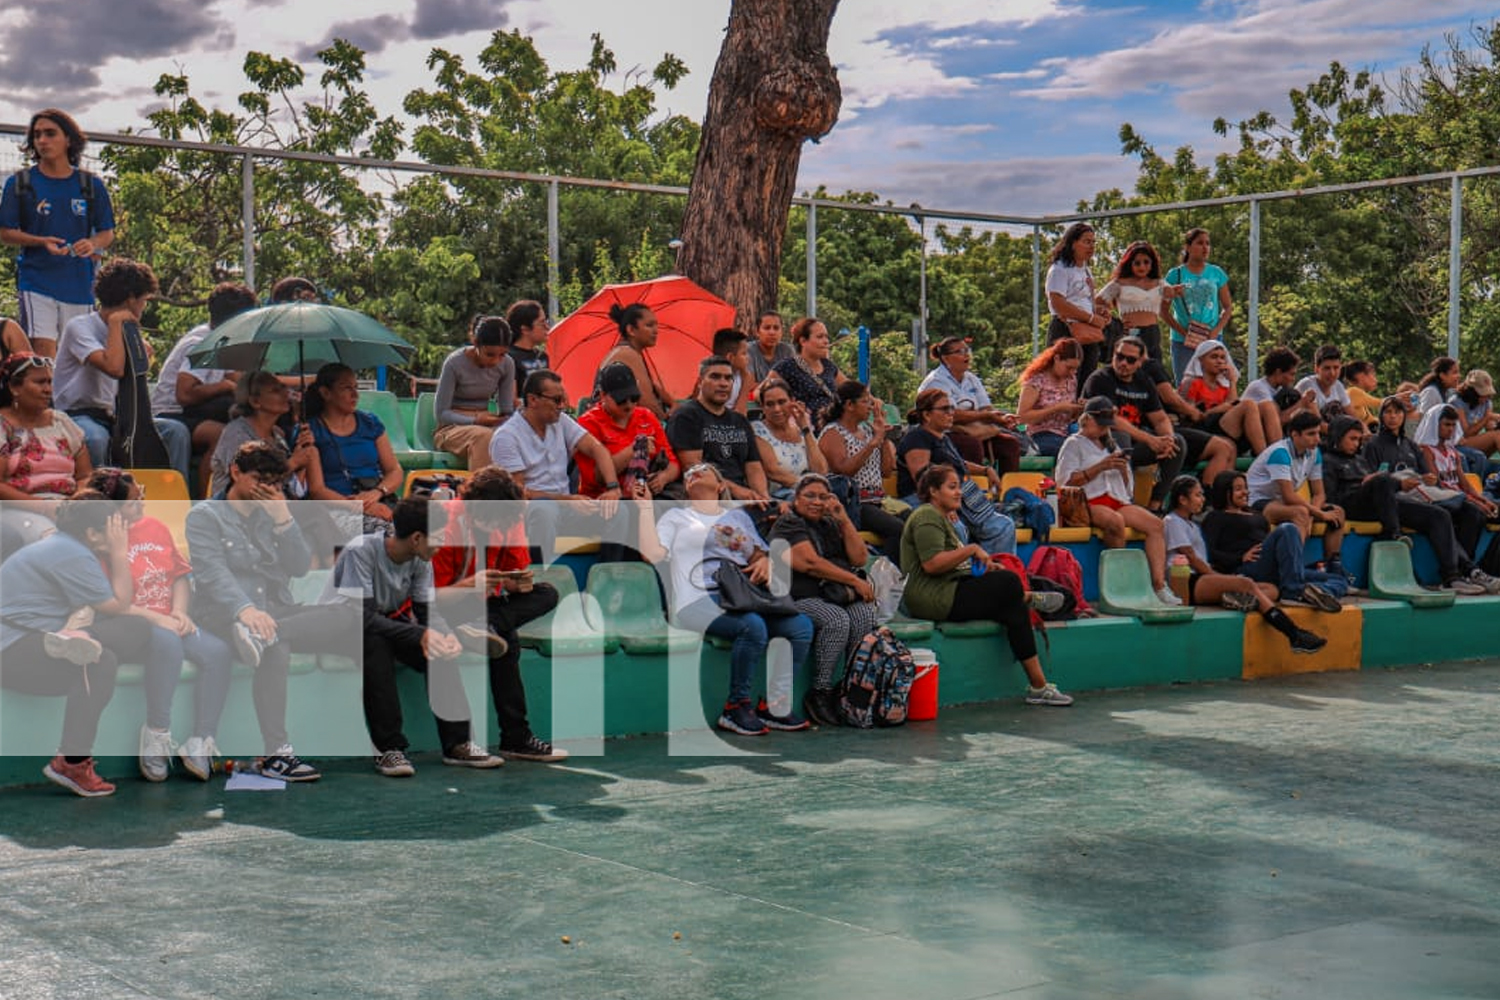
{"left": 598, "top": 363, "right": 641, "bottom": 404}
{"left": 1082, "top": 396, "right": 1116, "bottom": 426}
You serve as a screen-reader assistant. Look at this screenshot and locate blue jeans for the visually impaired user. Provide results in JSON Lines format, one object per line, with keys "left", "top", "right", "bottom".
{"left": 143, "top": 625, "right": 235, "bottom": 737}
{"left": 1170, "top": 339, "right": 1194, "bottom": 383}
{"left": 677, "top": 595, "right": 813, "bottom": 705}
{"left": 1239, "top": 522, "right": 1313, "bottom": 595}
{"left": 73, "top": 412, "right": 192, "bottom": 486}
{"left": 1031, "top": 431, "right": 1067, "bottom": 457}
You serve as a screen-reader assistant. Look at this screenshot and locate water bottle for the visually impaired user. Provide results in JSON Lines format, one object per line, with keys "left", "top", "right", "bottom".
{"left": 431, "top": 483, "right": 455, "bottom": 501}
{"left": 1168, "top": 554, "right": 1191, "bottom": 604}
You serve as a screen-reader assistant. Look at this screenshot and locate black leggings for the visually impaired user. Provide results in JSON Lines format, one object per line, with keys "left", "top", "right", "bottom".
{"left": 945, "top": 569, "right": 1038, "bottom": 662}
{"left": 0, "top": 614, "right": 153, "bottom": 757}
{"left": 858, "top": 502, "right": 907, "bottom": 557}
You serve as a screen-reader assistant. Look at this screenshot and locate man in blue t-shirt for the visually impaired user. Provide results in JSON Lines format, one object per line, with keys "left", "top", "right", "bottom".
{"left": 0, "top": 109, "right": 116, "bottom": 359}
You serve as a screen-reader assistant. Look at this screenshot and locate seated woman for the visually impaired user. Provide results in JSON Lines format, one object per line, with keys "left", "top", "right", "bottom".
{"left": 1162, "top": 475, "right": 1327, "bottom": 651}
{"left": 86, "top": 468, "right": 237, "bottom": 779}
{"left": 771, "top": 317, "right": 844, "bottom": 429}
{"left": 304, "top": 363, "right": 403, "bottom": 533}
{"left": 899, "top": 464, "right": 1072, "bottom": 706}
{"left": 752, "top": 377, "right": 829, "bottom": 497}
{"left": 1177, "top": 340, "right": 1276, "bottom": 457}
{"left": 432, "top": 314, "right": 517, "bottom": 469}
{"left": 896, "top": 388, "right": 1015, "bottom": 555}
{"left": 0, "top": 493, "right": 154, "bottom": 797}
{"left": 1414, "top": 405, "right": 1499, "bottom": 559}
{"left": 636, "top": 462, "right": 814, "bottom": 735}
{"left": 768, "top": 473, "right": 880, "bottom": 727}
{"left": 1054, "top": 396, "right": 1177, "bottom": 606}
{"left": 1201, "top": 471, "right": 1343, "bottom": 612}
{"left": 818, "top": 380, "right": 906, "bottom": 555}
{"left": 0, "top": 352, "right": 90, "bottom": 553}
{"left": 917, "top": 336, "right": 1022, "bottom": 473}
{"left": 1451, "top": 370, "right": 1500, "bottom": 472}
{"left": 208, "top": 371, "right": 317, "bottom": 497}
{"left": 1015, "top": 337, "right": 1084, "bottom": 457}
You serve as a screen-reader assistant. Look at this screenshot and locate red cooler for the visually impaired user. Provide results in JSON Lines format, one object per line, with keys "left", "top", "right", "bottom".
{"left": 907, "top": 648, "right": 939, "bottom": 721}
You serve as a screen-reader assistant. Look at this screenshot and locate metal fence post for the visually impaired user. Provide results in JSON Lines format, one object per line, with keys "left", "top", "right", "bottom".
{"left": 806, "top": 202, "right": 817, "bottom": 319}
{"left": 1246, "top": 199, "right": 1260, "bottom": 380}
{"left": 917, "top": 213, "right": 927, "bottom": 365}
{"left": 547, "top": 179, "right": 560, "bottom": 321}
{"left": 1449, "top": 174, "right": 1463, "bottom": 362}
{"left": 1031, "top": 225, "right": 1041, "bottom": 356}
{"left": 241, "top": 153, "right": 255, "bottom": 291}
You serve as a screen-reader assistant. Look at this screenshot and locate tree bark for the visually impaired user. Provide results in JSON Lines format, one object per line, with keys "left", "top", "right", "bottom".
{"left": 678, "top": 0, "right": 842, "bottom": 329}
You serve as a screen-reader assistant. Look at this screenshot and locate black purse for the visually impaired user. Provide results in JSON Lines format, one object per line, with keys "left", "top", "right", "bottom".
{"left": 713, "top": 561, "right": 800, "bottom": 616}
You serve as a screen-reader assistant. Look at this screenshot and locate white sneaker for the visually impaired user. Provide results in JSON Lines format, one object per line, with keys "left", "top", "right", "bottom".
{"left": 1467, "top": 568, "right": 1500, "bottom": 595}
{"left": 138, "top": 725, "right": 175, "bottom": 783}
{"left": 1154, "top": 584, "right": 1184, "bottom": 607}
{"left": 1025, "top": 683, "right": 1075, "bottom": 707}
{"left": 178, "top": 736, "right": 219, "bottom": 781}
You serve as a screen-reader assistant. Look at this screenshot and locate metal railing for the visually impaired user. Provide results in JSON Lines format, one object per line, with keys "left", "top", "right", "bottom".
{"left": 4, "top": 122, "right": 1497, "bottom": 377}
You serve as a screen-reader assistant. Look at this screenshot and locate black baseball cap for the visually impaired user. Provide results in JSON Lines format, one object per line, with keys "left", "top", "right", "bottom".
{"left": 598, "top": 363, "right": 641, "bottom": 404}
{"left": 1082, "top": 396, "right": 1116, "bottom": 426}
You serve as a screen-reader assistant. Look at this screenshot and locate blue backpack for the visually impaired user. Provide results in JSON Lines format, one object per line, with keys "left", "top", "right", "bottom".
{"left": 837, "top": 626, "right": 917, "bottom": 728}
{"left": 1001, "top": 487, "right": 1055, "bottom": 543}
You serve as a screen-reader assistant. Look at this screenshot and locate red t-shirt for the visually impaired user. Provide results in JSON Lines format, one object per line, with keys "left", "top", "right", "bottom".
{"left": 126, "top": 517, "right": 191, "bottom": 616}
{"left": 1184, "top": 378, "right": 1233, "bottom": 410}
{"left": 429, "top": 497, "right": 529, "bottom": 596}
{"left": 574, "top": 404, "right": 676, "bottom": 497}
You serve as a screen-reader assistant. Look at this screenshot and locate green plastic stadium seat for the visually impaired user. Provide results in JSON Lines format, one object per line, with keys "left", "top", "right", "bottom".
{"left": 1096, "top": 548, "right": 1195, "bottom": 624}
{"left": 517, "top": 564, "right": 619, "bottom": 656}
{"left": 412, "top": 393, "right": 465, "bottom": 470}
{"left": 1368, "top": 540, "right": 1456, "bottom": 609}
{"left": 360, "top": 389, "right": 443, "bottom": 470}
{"left": 885, "top": 617, "right": 935, "bottom": 641}
{"left": 584, "top": 563, "right": 698, "bottom": 654}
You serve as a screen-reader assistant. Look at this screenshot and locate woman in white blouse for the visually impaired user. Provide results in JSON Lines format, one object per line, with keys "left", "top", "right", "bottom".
{"left": 1096, "top": 241, "right": 1181, "bottom": 364}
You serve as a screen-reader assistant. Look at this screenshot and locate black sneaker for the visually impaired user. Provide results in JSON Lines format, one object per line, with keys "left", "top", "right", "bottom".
{"left": 260, "top": 745, "right": 320, "bottom": 782}
{"left": 802, "top": 688, "right": 842, "bottom": 728}
{"left": 232, "top": 622, "right": 265, "bottom": 668}
{"left": 496, "top": 734, "right": 569, "bottom": 762}
{"left": 1289, "top": 628, "right": 1327, "bottom": 654}
{"left": 756, "top": 699, "right": 811, "bottom": 731}
{"left": 716, "top": 700, "right": 769, "bottom": 736}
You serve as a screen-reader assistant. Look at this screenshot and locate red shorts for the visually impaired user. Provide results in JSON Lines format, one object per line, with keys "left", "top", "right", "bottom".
{"left": 1088, "top": 494, "right": 1126, "bottom": 510}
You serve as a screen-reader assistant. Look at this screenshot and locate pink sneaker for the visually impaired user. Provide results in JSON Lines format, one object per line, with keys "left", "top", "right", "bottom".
{"left": 43, "top": 756, "right": 116, "bottom": 797}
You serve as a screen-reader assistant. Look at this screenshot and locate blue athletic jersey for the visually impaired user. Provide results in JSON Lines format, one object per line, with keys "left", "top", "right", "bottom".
{"left": 0, "top": 167, "right": 116, "bottom": 305}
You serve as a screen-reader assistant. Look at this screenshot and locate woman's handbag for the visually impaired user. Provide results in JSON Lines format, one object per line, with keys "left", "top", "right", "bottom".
{"left": 1057, "top": 485, "right": 1091, "bottom": 528}
{"left": 713, "top": 561, "right": 800, "bottom": 616}
{"left": 959, "top": 477, "right": 1000, "bottom": 524}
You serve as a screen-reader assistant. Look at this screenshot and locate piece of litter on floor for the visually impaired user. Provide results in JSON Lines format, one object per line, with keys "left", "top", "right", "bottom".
{"left": 204, "top": 807, "right": 224, "bottom": 819}
{"left": 225, "top": 770, "right": 286, "bottom": 791}
{"left": 447, "top": 787, "right": 459, "bottom": 794}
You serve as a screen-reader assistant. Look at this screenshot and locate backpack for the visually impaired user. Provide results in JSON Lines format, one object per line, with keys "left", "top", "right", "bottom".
{"left": 1027, "top": 545, "right": 1091, "bottom": 617}
{"left": 1000, "top": 486, "right": 1054, "bottom": 543}
{"left": 13, "top": 166, "right": 99, "bottom": 235}
{"left": 836, "top": 626, "right": 917, "bottom": 728}
{"left": 405, "top": 472, "right": 466, "bottom": 498}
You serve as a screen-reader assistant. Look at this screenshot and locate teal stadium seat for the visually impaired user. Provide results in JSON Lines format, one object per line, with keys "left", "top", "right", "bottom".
{"left": 517, "top": 564, "right": 619, "bottom": 656}
{"left": 412, "top": 392, "right": 466, "bottom": 470}
{"left": 584, "top": 562, "right": 698, "bottom": 654}
{"left": 359, "top": 389, "right": 443, "bottom": 471}
{"left": 1096, "top": 548, "right": 1196, "bottom": 624}
{"left": 1368, "top": 540, "right": 1456, "bottom": 609}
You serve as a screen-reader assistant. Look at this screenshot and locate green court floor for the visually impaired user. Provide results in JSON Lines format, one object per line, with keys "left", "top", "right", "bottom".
{"left": 3, "top": 660, "right": 1500, "bottom": 999}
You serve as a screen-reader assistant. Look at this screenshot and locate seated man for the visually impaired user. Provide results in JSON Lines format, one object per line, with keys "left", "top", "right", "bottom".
{"left": 667, "top": 355, "right": 771, "bottom": 502}
{"left": 1080, "top": 335, "right": 1186, "bottom": 507}
{"left": 1244, "top": 410, "right": 1351, "bottom": 584}
{"left": 321, "top": 497, "right": 501, "bottom": 777}
{"left": 487, "top": 368, "right": 621, "bottom": 562}
{"left": 185, "top": 441, "right": 359, "bottom": 781}
{"left": 51, "top": 257, "right": 191, "bottom": 481}
{"left": 712, "top": 326, "right": 753, "bottom": 415}
{"left": 1242, "top": 346, "right": 1317, "bottom": 437}
{"left": 151, "top": 282, "right": 256, "bottom": 497}
{"left": 430, "top": 467, "right": 568, "bottom": 762}
{"left": 1296, "top": 344, "right": 1353, "bottom": 411}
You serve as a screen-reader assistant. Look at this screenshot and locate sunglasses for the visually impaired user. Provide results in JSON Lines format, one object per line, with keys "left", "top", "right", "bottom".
{"left": 5, "top": 355, "right": 53, "bottom": 375}
{"left": 927, "top": 404, "right": 955, "bottom": 413}
{"left": 1115, "top": 353, "right": 1143, "bottom": 365}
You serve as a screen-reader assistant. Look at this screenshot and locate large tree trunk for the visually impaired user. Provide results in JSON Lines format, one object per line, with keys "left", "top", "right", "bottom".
{"left": 679, "top": 0, "right": 841, "bottom": 328}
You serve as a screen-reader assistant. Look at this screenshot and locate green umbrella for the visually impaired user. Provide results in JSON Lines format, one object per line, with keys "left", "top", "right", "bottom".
{"left": 187, "top": 302, "right": 415, "bottom": 375}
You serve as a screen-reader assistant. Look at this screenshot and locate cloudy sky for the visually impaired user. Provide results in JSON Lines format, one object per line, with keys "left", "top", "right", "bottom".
{"left": 0, "top": 0, "right": 1493, "bottom": 216}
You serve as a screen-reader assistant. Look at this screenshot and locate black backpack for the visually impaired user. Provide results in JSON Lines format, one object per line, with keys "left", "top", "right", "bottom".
{"left": 13, "top": 166, "right": 99, "bottom": 235}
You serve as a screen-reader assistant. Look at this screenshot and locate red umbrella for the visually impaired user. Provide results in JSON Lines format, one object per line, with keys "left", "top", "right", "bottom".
{"left": 548, "top": 276, "right": 737, "bottom": 404}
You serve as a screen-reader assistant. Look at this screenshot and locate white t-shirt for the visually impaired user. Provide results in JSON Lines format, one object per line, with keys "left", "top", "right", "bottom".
{"left": 52, "top": 312, "right": 116, "bottom": 414}
{"left": 1295, "top": 375, "right": 1350, "bottom": 410}
{"left": 1054, "top": 431, "right": 1132, "bottom": 503}
{"left": 1246, "top": 438, "right": 1322, "bottom": 506}
{"left": 1164, "top": 512, "right": 1209, "bottom": 565}
{"left": 655, "top": 506, "right": 765, "bottom": 616}
{"left": 1241, "top": 377, "right": 1276, "bottom": 404}
{"left": 918, "top": 364, "right": 992, "bottom": 411}
{"left": 150, "top": 323, "right": 228, "bottom": 415}
{"left": 1045, "top": 262, "right": 1095, "bottom": 319}
{"left": 488, "top": 411, "right": 587, "bottom": 495}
